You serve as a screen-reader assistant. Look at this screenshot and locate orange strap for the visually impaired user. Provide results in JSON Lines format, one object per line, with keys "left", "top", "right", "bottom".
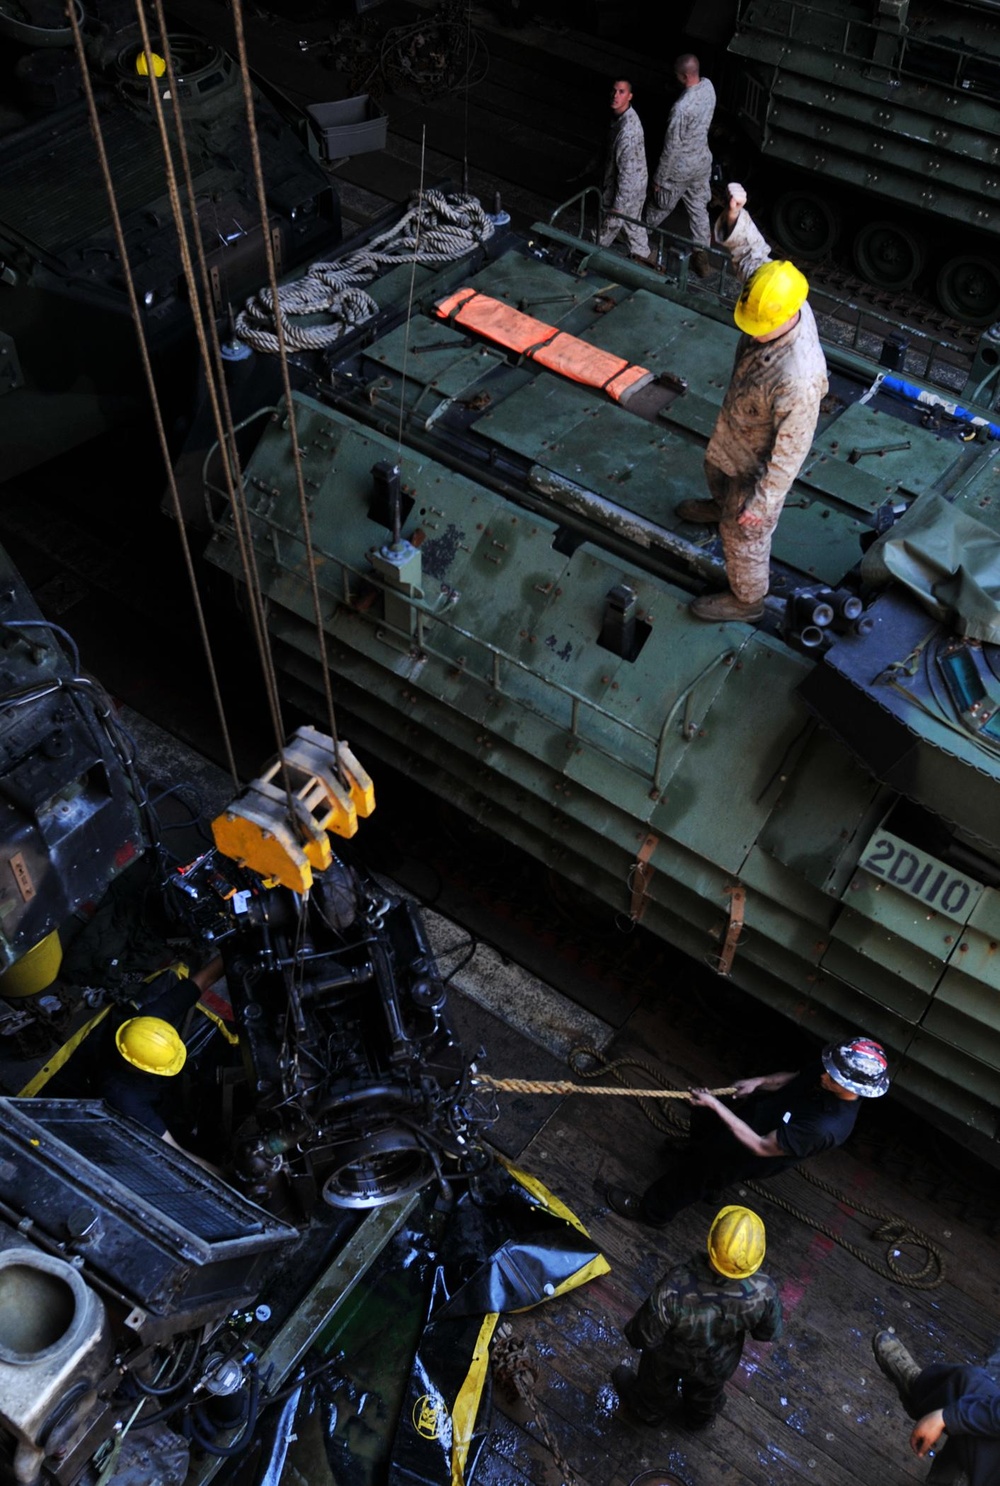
{"left": 435, "top": 289, "right": 651, "bottom": 403}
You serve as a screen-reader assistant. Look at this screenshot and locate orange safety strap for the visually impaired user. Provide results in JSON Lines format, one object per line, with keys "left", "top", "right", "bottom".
{"left": 435, "top": 288, "right": 651, "bottom": 404}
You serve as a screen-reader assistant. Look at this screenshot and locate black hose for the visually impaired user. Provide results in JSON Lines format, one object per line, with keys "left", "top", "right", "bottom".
{"left": 185, "top": 1365, "right": 260, "bottom": 1458}
{"left": 130, "top": 1336, "right": 202, "bottom": 1397}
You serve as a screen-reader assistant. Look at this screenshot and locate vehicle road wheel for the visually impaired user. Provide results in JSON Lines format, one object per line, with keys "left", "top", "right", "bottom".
{"left": 771, "top": 190, "right": 839, "bottom": 260}
{"left": 852, "top": 220, "right": 926, "bottom": 290}
{"left": 936, "top": 255, "right": 1000, "bottom": 327}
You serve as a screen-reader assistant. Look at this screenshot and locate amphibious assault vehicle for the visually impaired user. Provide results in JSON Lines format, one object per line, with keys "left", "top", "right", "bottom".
{"left": 192, "top": 185, "right": 1000, "bottom": 1169}
{"left": 727, "top": 0, "right": 1000, "bottom": 324}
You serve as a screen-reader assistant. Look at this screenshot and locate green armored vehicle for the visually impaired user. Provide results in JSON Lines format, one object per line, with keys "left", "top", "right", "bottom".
{"left": 727, "top": 0, "right": 1000, "bottom": 324}
{"left": 196, "top": 193, "right": 1000, "bottom": 1165}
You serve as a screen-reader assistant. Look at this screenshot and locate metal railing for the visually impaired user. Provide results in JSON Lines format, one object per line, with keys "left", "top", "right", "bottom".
{"left": 736, "top": 0, "right": 1000, "bottom": 98}
{"left": 544, "top": 191, "right": 994, "bottom": 409}
{"left": 203, "top": 485, "right": 732, "bottom": 792}
{"left": 547, "top": 188, "right": 741, "bottom": 308}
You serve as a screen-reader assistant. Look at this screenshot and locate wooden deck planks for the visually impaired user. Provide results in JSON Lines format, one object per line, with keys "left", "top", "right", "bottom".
{"left": 477, "top": 975, "right": 1000, "bottom": 1486}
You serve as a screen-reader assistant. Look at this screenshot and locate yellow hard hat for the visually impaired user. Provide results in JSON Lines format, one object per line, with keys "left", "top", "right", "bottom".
{"left": 707, "top": 1205, "right": 766, "bottom": 1278}
{"left": 0, "top": 931, "right": 62, "bottom": 998}
{"left": 135, "top": 51, "right": 166, "bottom": 78}
{"left": 115, "top": 1016, "right": 186, "bottom": 1076}
{"left": 734, "top": 259, "right": 809, "bottom": 336}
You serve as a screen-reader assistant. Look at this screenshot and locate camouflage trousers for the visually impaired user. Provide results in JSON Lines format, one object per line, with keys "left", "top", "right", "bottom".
{"left": 705, "top": 458, "right": 782, "bottom": 605}
{"left": 645, "top": 176, "right": 712, "bottom": 247}
{"left": 631, "top": 1346, "right": 729, "bottom": 1425}
{"left": 599, "top": 204, "right": 651, "bottom": 259}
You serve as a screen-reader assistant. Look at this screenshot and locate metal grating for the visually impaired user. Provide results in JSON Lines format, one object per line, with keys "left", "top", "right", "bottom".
{"left": 28, "top": 1108, "right": 263, "bottom": 1244}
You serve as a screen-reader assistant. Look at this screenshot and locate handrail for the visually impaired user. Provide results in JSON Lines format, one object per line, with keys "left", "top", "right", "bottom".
{"left": 204, "top": 492, "right": 713, "bottom": 787}
{"left": 537, "top": 209, "right": 985, "bottom": 406}
{"left": 735, "top": 0, "right": 999, "bottom": 99}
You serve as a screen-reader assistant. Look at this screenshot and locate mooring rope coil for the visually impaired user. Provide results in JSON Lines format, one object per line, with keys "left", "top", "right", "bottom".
{"left": 235, "top": 187, "right": 494, "bottom": 353}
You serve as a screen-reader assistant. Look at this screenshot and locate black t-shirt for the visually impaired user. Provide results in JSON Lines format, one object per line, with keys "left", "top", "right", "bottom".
{"left": 742, "top": 1062, "right": 860, "bottom": 1160}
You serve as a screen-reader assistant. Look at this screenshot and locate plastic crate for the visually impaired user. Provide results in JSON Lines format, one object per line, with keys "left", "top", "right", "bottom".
{"left": 306, "top": 97, "right": 387, "bottom": 159}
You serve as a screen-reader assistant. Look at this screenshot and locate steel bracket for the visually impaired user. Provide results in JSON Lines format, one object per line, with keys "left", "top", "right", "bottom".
{"left": 717, "top": 884, "right": 746, "bottom": 977}
{"left": 629, "top": 833, "right": 659, "bottom": 922}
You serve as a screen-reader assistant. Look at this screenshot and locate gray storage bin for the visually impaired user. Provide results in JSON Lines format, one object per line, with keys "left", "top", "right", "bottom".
{"left": 306, "top": 97, "right": 388, "bottom": 159}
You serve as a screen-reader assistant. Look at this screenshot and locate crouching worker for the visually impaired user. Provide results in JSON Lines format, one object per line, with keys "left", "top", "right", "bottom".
{"left": 103, "top": 957, "right": 226, "bottom": 1172}
{"left": 612, "top": 1206, "right": 782, "bottom": 1430}
{"left": 874, "top": 1330, "right": 1000, "bottom": 1486}
{"left": 44, "top": 956, "right": 225, "bottom": 1173}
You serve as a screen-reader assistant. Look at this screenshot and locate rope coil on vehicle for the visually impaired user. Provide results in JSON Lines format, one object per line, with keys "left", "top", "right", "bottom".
{"left": 235, "top": 188, "right": 494, "bottom": 352}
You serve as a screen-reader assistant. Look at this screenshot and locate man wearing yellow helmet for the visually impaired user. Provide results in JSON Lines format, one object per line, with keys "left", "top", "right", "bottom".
{"left": 48, "top": 956, "right": 224, "bottom": 1168}
{"left": 677, "top": 182, "right": 829, "bottom": 623}
{"left": 612, "top": 1205, "right": 782, "bottom": 1429}
{"left": 100, "top": 957, "right": 224, "bottom": 1166}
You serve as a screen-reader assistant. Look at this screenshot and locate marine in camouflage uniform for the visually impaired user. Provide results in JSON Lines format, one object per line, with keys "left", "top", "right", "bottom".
{"left": 620, "top": 1249, "right": 782, "bottom": 1425}
{"left": 701, "top": 189, "right": 829, "bottom": 610}
{"left": 644, "top": 56, "right": 716, "bottom": 252}
{"left": 600, "top": 79, "right": 651, "bottom": 259}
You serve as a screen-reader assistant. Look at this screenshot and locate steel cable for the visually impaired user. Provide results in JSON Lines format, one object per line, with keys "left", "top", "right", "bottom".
{"left": 66, "top": 4, "right": 240, "bottom": 789}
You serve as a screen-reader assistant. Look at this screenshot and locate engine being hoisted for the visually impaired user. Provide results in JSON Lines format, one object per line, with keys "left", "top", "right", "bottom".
{"left": 221, "top": 857, "right": 485, "bottom": 1215}
{"left": 168, "top": 723, "right": 491, "bottom": 1219}
{"left": 0, "top": 712, "right": 493, "bottom": 1485}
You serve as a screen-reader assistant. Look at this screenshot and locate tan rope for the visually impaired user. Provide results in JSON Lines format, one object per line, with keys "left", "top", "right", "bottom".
{"left": 139, "top": 4, "right": 297, "bottom": 814}
{"left": 475, "top": 1074, "right": 737, "bottom": 1098}
{"left": 564, "top": 1044, "right": 946, "bottom": 1290}
{"left": 67, "top": 5, "right": 239, "bottom": 789}
{"left": 568, "top": 1043, "right": 703, "bottom": 1134}
{"left": 228, "top": 0, "right": 345, "bottom": 783}
{"left": 756, "top": 1169, "right": 944, "bottom": 1289}
{"left": 492, "top": 1325, "right": 580, "bottom": 1486}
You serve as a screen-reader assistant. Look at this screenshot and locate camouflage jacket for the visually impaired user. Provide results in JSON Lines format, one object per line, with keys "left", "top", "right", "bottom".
{"left": 653, "top": 78, "right": 716, "bottom": 187}
{"left": 603, "top": 106, "right": 648, "bottom": 219}
{"left": 624, "top": 1252, "right": 783, "bottom": 1382}
{"left": 705, "top": 207, "right": 829, "bottom": 519}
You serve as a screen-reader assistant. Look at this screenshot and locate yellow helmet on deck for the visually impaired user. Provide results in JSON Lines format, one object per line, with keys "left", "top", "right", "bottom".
{"left": 116, "top": 1016, "right": 186, "bottom": 1076}
{"left": 734, "top": 259, "right": 809, "bottom": 336}
{"left": 707, "top": 1205, "right": 766, "bottom": 1278}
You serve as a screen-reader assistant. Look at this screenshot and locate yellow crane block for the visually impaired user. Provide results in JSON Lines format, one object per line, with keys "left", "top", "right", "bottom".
{"left": 211, "top": 729, "right": 376, "bottom": 891}
{"left": 282, "top": 726, "right": 375, "bottom": 837}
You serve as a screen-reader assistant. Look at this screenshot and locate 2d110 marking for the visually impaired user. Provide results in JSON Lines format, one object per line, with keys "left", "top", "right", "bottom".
{"left": 860, "top": 830, "right": 983, "bottom": 921}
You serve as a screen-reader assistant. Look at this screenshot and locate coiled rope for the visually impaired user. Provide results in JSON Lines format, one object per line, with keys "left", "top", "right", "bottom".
{"left": 235, "top": 187, "right": 494, "bottom": 353}
{"left": 482, "top": 1045, "right": 945, "bottom": 1290}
